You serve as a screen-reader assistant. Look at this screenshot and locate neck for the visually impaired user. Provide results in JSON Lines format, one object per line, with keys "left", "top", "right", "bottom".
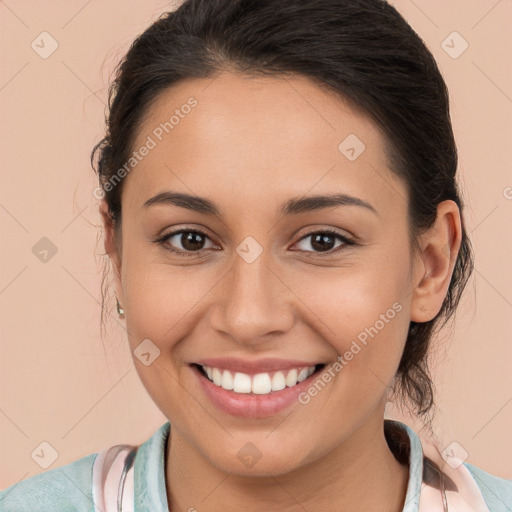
{"left": 165, "top": 411, "right": 409, "bottom": 512}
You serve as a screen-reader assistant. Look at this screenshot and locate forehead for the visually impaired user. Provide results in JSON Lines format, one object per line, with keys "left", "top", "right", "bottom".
{"left": 124, "top": 71, "right": 403, "bottom": 216}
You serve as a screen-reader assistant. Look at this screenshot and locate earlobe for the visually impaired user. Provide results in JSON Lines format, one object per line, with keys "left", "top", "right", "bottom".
{"left": 410, "top": 200, "right": 462, "bottom": 323}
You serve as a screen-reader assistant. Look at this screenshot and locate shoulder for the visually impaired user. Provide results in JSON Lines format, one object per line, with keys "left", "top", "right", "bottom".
{"left": 0, "top": 452, "right": 97, "bottom": 512}
{"left": 463, "top": 461, "right": 512, "bottom": 511}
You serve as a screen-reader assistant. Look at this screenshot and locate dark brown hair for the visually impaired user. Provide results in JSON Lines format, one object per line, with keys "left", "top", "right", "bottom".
{"left": 92, "top": 0, "right": 474, "bottom": 422}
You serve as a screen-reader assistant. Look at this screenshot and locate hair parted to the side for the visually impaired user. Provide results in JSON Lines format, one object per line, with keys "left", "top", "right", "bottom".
{"left": 91, "top": 0, "right": 474, "bottom": 425}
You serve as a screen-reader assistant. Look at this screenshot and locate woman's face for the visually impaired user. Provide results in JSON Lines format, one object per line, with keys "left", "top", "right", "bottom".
{"left": 107, "top": 71, "right": 427, "bottom": 475}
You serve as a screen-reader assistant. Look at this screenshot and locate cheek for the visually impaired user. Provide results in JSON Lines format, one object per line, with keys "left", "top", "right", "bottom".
{"left": 288, "top": 251, "right": 411, "bottom": 390}
{"left": 121, "top": 241, "right": 215, "bottom": 342}
{"left": 125, "top": 264, "right": 211, "bottom": 342}
{"left": 292, "top": 285, "right": 409, "bottom": 428}
{"left": 120, "top": 251, "right": 209, "bottom": 420}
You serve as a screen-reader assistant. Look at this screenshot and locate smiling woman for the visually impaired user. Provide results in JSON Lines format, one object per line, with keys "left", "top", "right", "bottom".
{"left": 1, "top": 0, "right": 511, "bottom": 511}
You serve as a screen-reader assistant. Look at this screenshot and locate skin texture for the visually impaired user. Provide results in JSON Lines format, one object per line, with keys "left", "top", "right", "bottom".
{"left": 100, "top": 71, "right": 462, "bottom": 511}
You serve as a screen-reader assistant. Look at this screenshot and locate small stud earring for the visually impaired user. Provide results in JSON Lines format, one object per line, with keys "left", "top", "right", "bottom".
{"left": 116, "top": 297, "right": 125, "bottom": 318}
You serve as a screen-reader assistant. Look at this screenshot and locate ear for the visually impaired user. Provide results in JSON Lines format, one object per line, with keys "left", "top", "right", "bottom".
{"left": 99, "top": 200, "right": 124, "bottom": 305}
{"left": 410, "top": 200, "right": 463, "bottom": 322}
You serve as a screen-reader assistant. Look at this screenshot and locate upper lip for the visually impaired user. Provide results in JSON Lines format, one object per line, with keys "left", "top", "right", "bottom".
{"left": 192, "top": 357, "right": 324, "bottom": 374}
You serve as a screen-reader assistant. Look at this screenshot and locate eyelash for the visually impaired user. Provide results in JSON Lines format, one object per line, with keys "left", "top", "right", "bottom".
{"left": 153, "top": 228, "right": 355, "bottom": 258}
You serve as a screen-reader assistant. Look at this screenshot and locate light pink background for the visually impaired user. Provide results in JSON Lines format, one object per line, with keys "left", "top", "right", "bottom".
{"left": 1, "top": 0, "right": 511, "bottom": 488}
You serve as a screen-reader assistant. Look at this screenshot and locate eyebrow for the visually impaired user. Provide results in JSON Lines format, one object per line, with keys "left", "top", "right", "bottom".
{"left": 143, "top": 191, "right": 378, "bottom": 216}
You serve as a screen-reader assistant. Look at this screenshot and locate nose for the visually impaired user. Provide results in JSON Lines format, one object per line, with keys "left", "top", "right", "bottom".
{"left": 209, "top": 249, "right": 295, "bottom": 348}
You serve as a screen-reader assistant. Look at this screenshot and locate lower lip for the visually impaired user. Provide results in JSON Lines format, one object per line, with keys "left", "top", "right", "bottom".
{"left": 191, "top": 364, "right": 324, "bottom": 418}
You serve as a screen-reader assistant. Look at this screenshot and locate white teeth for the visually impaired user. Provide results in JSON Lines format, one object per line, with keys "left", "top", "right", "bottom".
{"left": 271, "top": 371, "right": 286, "bottom": 391}
{"left": 285, "top": 369, "right": 298, "bottom": 387}
{"left": 297, "top": 368, "right": 309, "bottom": 382}
{"left": 201, "top": 365, "right": 318, "bottom": 395}
{"left": 233, "top": 372, "right": 252, "bottom": 393}
{"left": 212, "top": 368, "right": 223, "bottom": 386}
{"left": 252, "top": 373, "right": 272, "bottom": 394}
{"left": 221, "top": 370, "right": 234, "bottom": 390}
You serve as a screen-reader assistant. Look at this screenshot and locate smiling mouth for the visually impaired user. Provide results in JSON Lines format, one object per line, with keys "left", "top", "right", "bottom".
{"left": 191, "top": 363, "right": 326, "bottom": 395}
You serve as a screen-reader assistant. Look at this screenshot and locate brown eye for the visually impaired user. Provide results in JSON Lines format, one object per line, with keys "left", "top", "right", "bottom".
{"left": 159, "top": 229, "right": 215, "bottom": 256}
{"left": 295, "top": 230, "right": 354, "bottom": 254}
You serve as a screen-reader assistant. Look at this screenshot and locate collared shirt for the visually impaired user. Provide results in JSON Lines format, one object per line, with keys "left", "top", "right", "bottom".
{"left": 1, "top": 419, "right": 511, "bottom": 511}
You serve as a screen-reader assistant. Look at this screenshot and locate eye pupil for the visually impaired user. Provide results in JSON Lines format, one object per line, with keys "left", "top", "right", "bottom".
{"left": 182, "top": 232, "right": 204, "bottom": 251}
{"left": 311, "top": 233, "right": 335, "bottom": 252}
